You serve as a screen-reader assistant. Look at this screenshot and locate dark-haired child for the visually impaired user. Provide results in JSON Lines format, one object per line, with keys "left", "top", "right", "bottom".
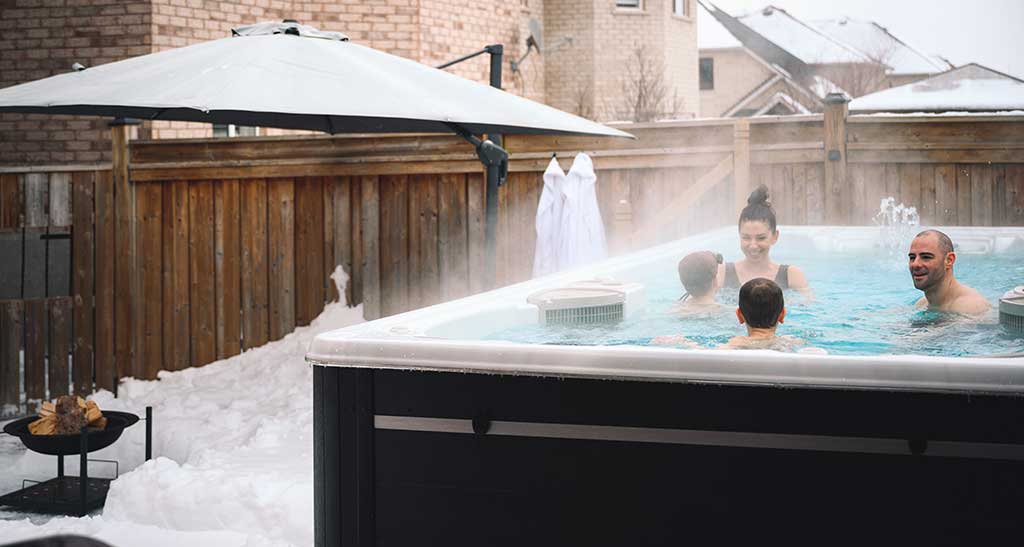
{"left": 723, "top": 277, "right": 804, "bottom": 350}
{"left": 670, "top": 250, "right": 724, "bottom": 315}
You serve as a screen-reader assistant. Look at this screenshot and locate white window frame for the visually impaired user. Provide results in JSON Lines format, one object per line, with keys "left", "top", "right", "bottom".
{"left": 673, "top": 0, "right": 688, "bottom": 17}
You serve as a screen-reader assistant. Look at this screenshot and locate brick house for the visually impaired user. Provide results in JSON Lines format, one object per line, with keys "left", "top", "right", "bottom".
{"left": 0, "top": 0, "right": 699, "bottom": 165}
{"left": 697, "top": 2, "right": 952, "bottom": 118}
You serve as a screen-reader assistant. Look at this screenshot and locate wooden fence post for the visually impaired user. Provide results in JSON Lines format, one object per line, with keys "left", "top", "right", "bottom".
{"left": 111, "top": 119, "right": 138, "bottom": 391}
{"left": 733, "top": 119, "right": 750, "bottom": 214}
{"left": 823, "top": 93, "right": 849, "bottom": 225}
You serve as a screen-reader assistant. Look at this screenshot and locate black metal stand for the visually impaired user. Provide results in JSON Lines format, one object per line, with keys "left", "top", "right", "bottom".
{"left": 0, "top": 406, "right": 152, "bottom": 516}
{"left": 438, "top": 44, "right": 505, "bottom": 290}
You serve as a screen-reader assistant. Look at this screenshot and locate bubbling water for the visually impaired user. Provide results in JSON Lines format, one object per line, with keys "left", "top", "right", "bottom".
{"left": 873, "top": 197, "right": 920, "bottom": 262}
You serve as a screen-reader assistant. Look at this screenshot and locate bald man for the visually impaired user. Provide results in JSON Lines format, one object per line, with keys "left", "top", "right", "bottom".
{"left": 908, "top": 229, "right": 991, "bottom": 315}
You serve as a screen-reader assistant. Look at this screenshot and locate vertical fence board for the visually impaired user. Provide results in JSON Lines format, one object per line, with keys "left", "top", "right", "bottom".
{"left": 899, "top": 163, "right": 922, "bottom": 213}
{"left": 49, "top": 173, "right": 72, "bottom": 228}
{"left": 360, "top": 176, "right": 381, "bottom": 319}
{"left": 322, "top": 178, "right": 338, "bottom": 304}
{"left": 0, "top": 232, "right": 22, "bottom": 300}
{"left": 114, "top": 166, "right": 135, "bottom": 386}
{"left": 417, "top": 175, "right": 440, "bottom": 308}
{"left": 162, "top": 180, "right": 190, "bottom": 371}
{"left": 138, "top": 183, "right": 163, "bottom": 379}
{"left": 24, "top": 298, "right": 46, "bottom": 407}
{"left": 466, "top": 172, "right": 486, "bottom": 295}
{"left": 333, "top": 178, "right": 353, "bottom": 306}
{"left": 0, "top": 173, "right": 23, "bottom": 230}
{"left": 241, "top": 179, "right": 269, "bottom": 350}
{"left": 848, "top": 164, "right": 868, "bottom": 225}
{"left": 71, "top": 171, "right": 95, "bottom": 396}
{"left": 48, "top": 297, "right": 71, "bottom": 397}
{"left": 94, "top": 170, "right": 116, "bottom": 392}
{"left": 268, "top": 179, "right": 296, "bottom": 339}
{"left": 1006, "top": 165, "right": 1024, "bottom": 226}
{"left": 189, "top": 181, "right": 216, "bottom": 367}
{"left": 439, "top": 174, "right": 469, "bottom": 301}
{"left": 791, "top": 162, "right": 807, "bottom": 225}
{"left": 934, "top": 164, "right": 958, "bottom": 226}
{"left": 47, "top": 173, "right": 72, "bottom": 298}
{"left": 805, "top": 164, "right": 826, "bottom": 225}
{"left": 380, "top": 175, "right": 408, "bottom": 317}
{"left": 993, "top": 166, "right": 1007, "bottom": 226}
{"left": 215, "top": 179, "right": 242, "bottom": 359}
{"left": 350, "top": 178, "right": 364, "bottom": 307}
{"left": 918, "top": 164, "right": 937, "bottom": 225}
{"left": 0, "top": 301, "right": 23, "bottom": 414}
{"left": 970, "top": 164, "right": 994, "bottom": 227}
{"left": 294, "top": 177, "right": 324, "bottom": 326}
{"left": 24, "top": 173, "right": 49, "bottom": 228}
{"left": 955, "top": 165, "right": 973, "bottom": 226}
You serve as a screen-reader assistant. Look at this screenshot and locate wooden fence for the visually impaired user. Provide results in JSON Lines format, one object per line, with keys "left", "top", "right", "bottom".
{"left": 1, "top": 110, "right": 1023, "bottom": 414}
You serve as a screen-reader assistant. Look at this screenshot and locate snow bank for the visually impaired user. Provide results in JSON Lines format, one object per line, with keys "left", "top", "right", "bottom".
{"left": 0, "top": 267, "right": 365, "bottom": 547}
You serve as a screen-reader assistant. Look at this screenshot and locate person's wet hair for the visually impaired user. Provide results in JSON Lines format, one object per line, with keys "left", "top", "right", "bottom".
{"left": 678, "top": 251, "right": 723, "bottom": 298}
{"left": 914, "top": 229, "right": 954, "bottom": 255}
{"left": 739, "top": 184, "right": 777, "bottom": 233}
{"left": 738, "top": 277, "right": 784, "bottom": 328}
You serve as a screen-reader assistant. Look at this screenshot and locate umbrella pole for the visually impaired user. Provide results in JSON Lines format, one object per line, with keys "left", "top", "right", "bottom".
{"left": 485, "top": 45, "right": 503, "bottom": 291}
{"left": 438, "top": 45, "right": 504, "bottom": 290}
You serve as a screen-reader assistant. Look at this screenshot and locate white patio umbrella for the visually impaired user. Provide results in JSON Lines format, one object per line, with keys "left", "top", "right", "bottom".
{"left": 0, "top": 21, "right": 632, "bottom": 289}
{"left": 0, "top": 21, "right": 630, "bottom": 138}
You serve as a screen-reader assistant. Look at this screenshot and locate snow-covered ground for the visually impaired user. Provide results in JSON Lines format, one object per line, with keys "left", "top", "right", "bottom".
{"left": 0, "top": 269, "right": 365, "bottom": 547}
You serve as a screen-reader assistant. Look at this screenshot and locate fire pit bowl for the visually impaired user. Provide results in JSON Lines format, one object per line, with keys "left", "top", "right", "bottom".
{"left": 3, "top": 411, "right": 140, "bottom": 456}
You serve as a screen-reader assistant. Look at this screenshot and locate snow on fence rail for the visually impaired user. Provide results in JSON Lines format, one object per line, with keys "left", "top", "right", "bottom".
{"left": 0, "top": 113, "right": 1023, "bottom": 414}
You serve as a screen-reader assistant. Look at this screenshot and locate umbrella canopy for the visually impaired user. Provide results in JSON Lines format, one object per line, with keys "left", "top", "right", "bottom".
{"left": 0, "top": 21, "right": 631, "bottom": 139}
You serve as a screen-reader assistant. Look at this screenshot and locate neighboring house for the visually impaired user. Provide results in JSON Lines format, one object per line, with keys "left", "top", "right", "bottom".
{"left": 697, "top": 2, "right": 839, "bottom": 117}
{"left": 697, "top": 2, "right": 951, "bottom": 118}
{"left": 0, "top": 0, "right": 700, "bottom": 165}
{"left": 849, "top": 64, "right": 1024, "bottom": 114}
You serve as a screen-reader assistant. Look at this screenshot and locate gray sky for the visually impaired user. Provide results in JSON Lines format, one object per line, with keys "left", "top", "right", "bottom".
{"left": 709, "top": 0, "right": 1024, "bottom": 79}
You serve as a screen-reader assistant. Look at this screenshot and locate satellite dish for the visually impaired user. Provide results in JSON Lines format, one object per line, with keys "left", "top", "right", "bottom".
{"left": 527, "top": 18, "right": 543, "bottom": 51}
{"left": 511, "top": 17, "right": 571, "bottom": 73}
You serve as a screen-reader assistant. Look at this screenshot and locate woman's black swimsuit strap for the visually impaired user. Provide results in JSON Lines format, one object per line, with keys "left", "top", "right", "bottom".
{"left": 724, "top": 262, "right": 790, "bottom": 289}
{"left": 775, "top": 264, "right": 790, "bottom": 290}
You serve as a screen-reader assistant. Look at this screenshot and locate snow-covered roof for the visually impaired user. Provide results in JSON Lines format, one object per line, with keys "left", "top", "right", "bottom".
{"left": 849, "top": 64, "right": 1024, "bottom": 112}
{"left": 738, "top": 6, "right": 868, "bottom": 65}
{"left": 809, "top": 18, "right": 951, "bottom": 75}
{"left": 698, "top": 2, "right": 742, "bottom": 49}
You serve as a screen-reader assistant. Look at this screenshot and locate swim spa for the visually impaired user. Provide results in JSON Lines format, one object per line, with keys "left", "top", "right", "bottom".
{"left": 308, "top": 225, "right": 1024, "bottom": 547}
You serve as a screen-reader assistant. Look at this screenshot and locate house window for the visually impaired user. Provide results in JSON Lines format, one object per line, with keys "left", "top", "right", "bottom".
{"left": 616, "top": 0, "right": 641, "bottom": 8}
{"left": 673, "top": 0, "right": 688, "bottom": 17}
{"left": 213, "top": 124, "right": 258, "bottom": 138}
{"left": 699, "top": 57, "right": 714, "bottom": 90}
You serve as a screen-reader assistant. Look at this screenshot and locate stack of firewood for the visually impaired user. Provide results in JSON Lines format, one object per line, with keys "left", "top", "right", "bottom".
{"left": 28, "top": 395, "right": 106, "bottom": 435}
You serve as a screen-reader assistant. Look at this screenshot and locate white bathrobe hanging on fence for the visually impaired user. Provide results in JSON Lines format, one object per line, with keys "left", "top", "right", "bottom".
{"left": 532, "top": 157, "right": 566, "bottom": 278}
{"left": 558, "top": 152, "right": 607, "bottom": 270}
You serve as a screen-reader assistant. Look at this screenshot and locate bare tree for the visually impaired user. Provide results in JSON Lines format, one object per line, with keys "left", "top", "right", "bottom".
{"left": 570, "top": 81, "right": 595, "bottom": 120}
{"left": 613, "top": 45, "right": 683, "bottom": 122}
{"left": 815, "top": 42, "right": 896, "bottom": 98}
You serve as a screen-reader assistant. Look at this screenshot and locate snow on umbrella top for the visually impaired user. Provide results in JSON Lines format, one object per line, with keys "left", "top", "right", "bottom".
{"left": 0, "top": 21, "right": 632, "bottom": 139}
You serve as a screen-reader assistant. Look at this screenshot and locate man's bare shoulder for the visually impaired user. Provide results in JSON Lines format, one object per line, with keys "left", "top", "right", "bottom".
{"left": 950, "top": 285, "right": 992, "bottom": 315}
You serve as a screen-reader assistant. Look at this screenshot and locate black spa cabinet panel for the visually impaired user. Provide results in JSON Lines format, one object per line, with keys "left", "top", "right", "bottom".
{"left": 314, "top": 366, "right": 1024, "bottom": 547}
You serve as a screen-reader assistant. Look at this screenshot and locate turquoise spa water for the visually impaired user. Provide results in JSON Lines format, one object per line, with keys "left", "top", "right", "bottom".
{"left": 485, "top": 248, "right": 1024, "bottom": 357}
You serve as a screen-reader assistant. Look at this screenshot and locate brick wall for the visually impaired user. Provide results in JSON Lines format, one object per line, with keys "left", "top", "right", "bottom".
{"left": 545, "top": 0, "right": 698, "bottom": 122}
{"left": 0, "top": 0, "right": 152, "bottom": 164}
{"left": 698, "top": 47, "right": 774, "bottom": 117}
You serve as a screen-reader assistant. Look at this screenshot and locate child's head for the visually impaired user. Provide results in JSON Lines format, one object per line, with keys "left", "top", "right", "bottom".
{"left": 737, "top": 277, "right": 785, "bottom": 328}
{"left": 677, "top": 251, "right": 722, "bottom": 299}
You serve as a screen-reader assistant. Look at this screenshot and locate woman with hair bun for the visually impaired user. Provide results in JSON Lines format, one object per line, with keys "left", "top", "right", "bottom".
{"left": 717, "top": 184, "right": 810, "bottom": 293}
